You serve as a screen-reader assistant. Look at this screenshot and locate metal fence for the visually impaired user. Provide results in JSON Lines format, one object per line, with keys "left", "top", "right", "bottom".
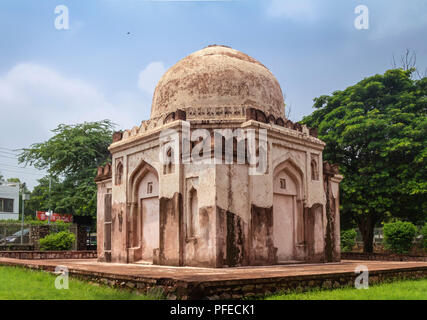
{"left": 0, "top": 223, "right": 31, "bottom": 245}
{"left": 355, "top": 228, "right": 384, "bottom": 245}
{"left": 0, "top": 223, "right": 78, "bottom": 249}
{"left": 355, "top": 227, "right": 423, "bottom": 245}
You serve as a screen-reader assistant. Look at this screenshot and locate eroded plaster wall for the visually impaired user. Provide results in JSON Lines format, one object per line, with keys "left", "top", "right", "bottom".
{"left": 216, "top": 164, "right": 250, "bottom": 267}
{"left": 183, "top": 163, "right": 217, "bottom": 267}
{"left": 96, "top": 179, "right": 111, "bottom": 262}
{"left": 212, "top": 123, "right": 330, "bottom": 266}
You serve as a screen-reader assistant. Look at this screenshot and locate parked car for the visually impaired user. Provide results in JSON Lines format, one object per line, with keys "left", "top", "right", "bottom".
{"left": 86, "top": 234, "right": 97, "bottom": 245}
{"left": 0, "top": 228, "right": 30, "bottom": 244}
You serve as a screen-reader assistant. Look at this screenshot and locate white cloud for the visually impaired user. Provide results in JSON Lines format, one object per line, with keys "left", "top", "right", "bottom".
{"left": 0, "top": 63, "right": 156, "bottom": 187}
{"left": 0, "top": 63, "right": 156, "bottom": 189}
{"left": 137, "top": 62, "right": 166, "bottom": 96}
{"left": 266, "top": 0, "right": 318, "bottom": 22}
{"left": 1, "top": 63, "right": 109, "bottom": 110}
{"left": 0, "top": 63, "right": 150, "bottom": 150}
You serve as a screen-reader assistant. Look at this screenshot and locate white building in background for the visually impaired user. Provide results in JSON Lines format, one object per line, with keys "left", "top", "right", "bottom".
{"left": 0, "top": 183, "right": 19, "bottom": 220}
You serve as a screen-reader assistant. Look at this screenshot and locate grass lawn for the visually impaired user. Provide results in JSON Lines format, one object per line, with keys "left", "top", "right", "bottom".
{"left": 266, "top": 278, "right": 427, "bottom": 300}
{"left": 2, "top": 265, "right": 425, "bottom": 300}
{"left": 0, "top": 266, "right": 162, "bottom": 300}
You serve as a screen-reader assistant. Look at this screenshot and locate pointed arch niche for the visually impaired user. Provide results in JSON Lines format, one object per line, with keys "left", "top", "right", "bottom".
{"left": 115, "top": 160, "right": 123, "bottom": 185}
{"left": 185, "top": 177, "right": 199, "bottom": 239}
{"left": 128, "top": 160, "right": 159, "bottom": 262}
{"left": 272, "top": 158, "right": 305, "bottom": 262}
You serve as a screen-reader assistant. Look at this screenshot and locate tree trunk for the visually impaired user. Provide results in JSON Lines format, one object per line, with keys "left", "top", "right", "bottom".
{"left": 358, "top": 215, "right": 376, "bottom": 254}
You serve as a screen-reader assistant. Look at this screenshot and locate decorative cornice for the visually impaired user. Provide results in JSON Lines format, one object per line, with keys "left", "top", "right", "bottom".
{"left": 112, "top": 107, "right": 320, "bottom": 146}
{"left": 323, "top": 161, "right": 340, "bottom": 176}
{"left": 95, "top": 163, "right": 112, "bottom": 182}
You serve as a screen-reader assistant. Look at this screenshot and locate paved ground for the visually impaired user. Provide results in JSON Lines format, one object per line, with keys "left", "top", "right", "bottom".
{"left": 1, "top": 257, "right": 426, "bottom": 282}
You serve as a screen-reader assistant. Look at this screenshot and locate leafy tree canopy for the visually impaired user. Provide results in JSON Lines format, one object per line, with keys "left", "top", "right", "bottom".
{"left": 19, "top": 120, "right": 115, "bottom": 217}
{"left": 302, "top": 69, "right": 427, "bottom": 252}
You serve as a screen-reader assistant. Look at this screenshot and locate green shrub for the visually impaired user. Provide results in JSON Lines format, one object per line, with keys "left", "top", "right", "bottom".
{"left": 3, "top": 218, "right": 72, "bottom": 229}
{"left": 383, "top": 221, "right": 417, "bottom": 254}
{"left": 50, "top": 220, "right": 71, "bottom": 232}
{"left": 421, "top": 223, "right": 427, "bottom": 250}
{"left": 340, "top": 229, "right": 357, "bottom": 252}
{"left": 39, "top": 231, "right": 75, "bottom": 251}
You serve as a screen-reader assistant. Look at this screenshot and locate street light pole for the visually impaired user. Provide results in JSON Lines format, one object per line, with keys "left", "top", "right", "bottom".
{"left": 21, "top": 182, "right": 29, "bottom": 244}
{"left": 48, "top": 175, "right": 52, "bottom": 225}
{"left": 20, "top": 183, "right": 29, "bottom": 244}
{"left": 21, "top": 184, "right": 24, "bottom": 244}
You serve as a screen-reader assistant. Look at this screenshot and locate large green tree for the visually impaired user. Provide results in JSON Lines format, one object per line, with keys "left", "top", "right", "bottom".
{"left": 19, "top": 120, "right": 115, "bottom": 217}
{"left": 302, "top": 69, "right": 427, "bottom": 253}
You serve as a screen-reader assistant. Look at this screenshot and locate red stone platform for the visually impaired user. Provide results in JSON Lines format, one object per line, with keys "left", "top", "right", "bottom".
{"left": 1, "top": 257, "right": 426, "bottom": 299}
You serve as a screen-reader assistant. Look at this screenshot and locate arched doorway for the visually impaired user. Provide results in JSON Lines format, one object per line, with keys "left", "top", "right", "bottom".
{"left": 128, "top": 161, "right": 159, "bottom": 263}
{"left": 138, "top": 171, "right": 159, "bottom": 262}
{"left": 273, "top": 160, "right": 304, "bottom": 263}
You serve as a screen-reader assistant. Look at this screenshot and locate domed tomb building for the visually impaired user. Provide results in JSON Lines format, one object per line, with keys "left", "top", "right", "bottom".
{"left": 95, "top": 45, "right": 343, "bottom": 266}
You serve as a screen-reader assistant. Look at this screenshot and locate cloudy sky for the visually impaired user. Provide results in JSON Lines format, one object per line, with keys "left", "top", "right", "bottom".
{"left": 1, "top": 0, "right": 427, "bottom": 188}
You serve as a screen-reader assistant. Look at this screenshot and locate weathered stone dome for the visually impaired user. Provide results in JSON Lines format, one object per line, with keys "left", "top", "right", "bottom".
{"left": 150, "top": 45, "right": 285, "bottom": 120}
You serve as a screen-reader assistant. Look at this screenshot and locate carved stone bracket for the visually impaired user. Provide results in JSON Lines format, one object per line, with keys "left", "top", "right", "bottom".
{"left": 95, "top": 163, "right": 112, "bottom": 182}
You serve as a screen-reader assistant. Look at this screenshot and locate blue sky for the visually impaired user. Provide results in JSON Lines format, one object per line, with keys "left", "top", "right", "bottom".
{"left": 1, "top": 0, "right": 427, "bottom": 188}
